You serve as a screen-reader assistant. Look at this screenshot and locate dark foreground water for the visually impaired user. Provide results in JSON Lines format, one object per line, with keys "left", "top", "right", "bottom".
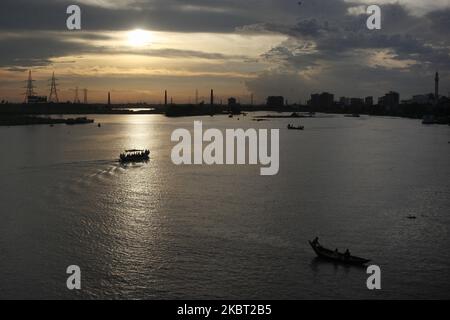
{"left": 0, "top": 113, "right": 449, "bottom": 299}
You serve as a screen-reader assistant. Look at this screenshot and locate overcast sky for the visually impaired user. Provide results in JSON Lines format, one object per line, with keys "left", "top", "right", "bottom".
{"left": 0, "top": 0, "right": 449, "bottom": 103}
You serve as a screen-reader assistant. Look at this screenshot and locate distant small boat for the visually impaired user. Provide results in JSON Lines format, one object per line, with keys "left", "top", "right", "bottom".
{"left": 119, "top": 149, "right": 150, "bottom": 163}
{"left": 65, "top": 117, "right": 94, "bottom": 125}
{"left": 345, "top": 114, "right": 361, "bottom": 118}
{"left": 422, "top": 115, "right": 449, "bottom": 125}
{"left": 287, "top": 124, "right": 304, "bottom": 130}
{"left": 422, "top": 115, "right": 436, "bottom": 124}
{"left": 309, "top": 239, "right": 370, "bottom": 265}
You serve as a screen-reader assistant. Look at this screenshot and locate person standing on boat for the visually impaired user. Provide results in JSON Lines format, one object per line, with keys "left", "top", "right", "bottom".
{"left": 344, "top": 249, "right": 350, "bottom": 259}
{"left": 312, "top": 237, "right": 319, "bottom": 246}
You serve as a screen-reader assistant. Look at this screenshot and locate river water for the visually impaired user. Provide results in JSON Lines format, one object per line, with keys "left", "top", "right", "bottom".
{"left": 0, "top": 113, "right": 449, "bottom": 299}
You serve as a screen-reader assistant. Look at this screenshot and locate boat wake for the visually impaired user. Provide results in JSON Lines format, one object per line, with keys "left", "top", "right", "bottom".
{"left": 19, "top": 159, "right": 116, "bottom": 171}
{"left": 88, "top": 164, "right": 126, "bottom": 180}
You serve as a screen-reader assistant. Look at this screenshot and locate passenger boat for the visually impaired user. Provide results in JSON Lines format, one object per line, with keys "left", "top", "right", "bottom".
{"left": 287, "top": 124, "right": 304, "bottom": 130}
{"left": 309, "top": 239, "right": 370, "bottom": 265}
{"left": 119, "top": 149, "right": 150, "bottom": 163}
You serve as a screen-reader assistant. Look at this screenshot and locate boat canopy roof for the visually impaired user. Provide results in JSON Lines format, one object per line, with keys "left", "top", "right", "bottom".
{"left": 125, "top": 149, "right": 146, "bottom": 152}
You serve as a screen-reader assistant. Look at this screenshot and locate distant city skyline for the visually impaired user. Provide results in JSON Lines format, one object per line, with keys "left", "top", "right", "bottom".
{"left": 0, "top": 0, "right": 449, "bottom": 103}
{"left": 9, "top": 69, "right": 446, "bottom": 107}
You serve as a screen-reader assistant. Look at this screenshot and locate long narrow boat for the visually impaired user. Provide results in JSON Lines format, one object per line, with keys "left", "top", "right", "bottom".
{"left": 287, "top": 124, "right": 304, "bottom": 130}
{"left": 309, "top": 240, "right": 370, "bottom": 265}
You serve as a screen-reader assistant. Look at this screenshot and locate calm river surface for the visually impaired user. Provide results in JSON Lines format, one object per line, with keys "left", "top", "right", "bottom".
{"left": 0, "top": 113, "right": 449, "bottom": 299}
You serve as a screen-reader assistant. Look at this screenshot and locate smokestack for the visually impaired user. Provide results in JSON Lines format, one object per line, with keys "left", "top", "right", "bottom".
{"left": 210, "top": 89, "right": 214, "bottom": 106}
{"left": 164, "top": 90, "right": 168, "bottom": 106}
{"left": 108, "top": 92, "right": 111, "bottom": 105}
{"left": 83, "top": 88, "right": 88, "bottom": 104}
{"left": 435, "top": 71, "right": 439, "bottom": 101}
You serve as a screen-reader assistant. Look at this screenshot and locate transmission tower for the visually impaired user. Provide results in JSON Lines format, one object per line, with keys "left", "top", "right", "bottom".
{"left": 48, "top": 72, "right": 59, "bottom": 103}
{"left": 24, "top": 70, "right": 36, "bottom": 103}
{"left": 73, "top": 87, "right": 81, "bottom": 104}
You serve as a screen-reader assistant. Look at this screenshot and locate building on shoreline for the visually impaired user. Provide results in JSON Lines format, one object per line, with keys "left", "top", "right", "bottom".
{"left": 378, "top": 91, "right": 400, "bottom": 111}
{"left": 309, "top": 92, "right": 334, "bottom": 111}
{"left": 266, "top": 96, "right": 284, "bottom": 107}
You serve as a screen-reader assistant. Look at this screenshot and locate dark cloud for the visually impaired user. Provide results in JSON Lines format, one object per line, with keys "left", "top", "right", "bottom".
{"left": 0, "top": 0, "right": 261, "bottom": 32}
{"left": 0, "top": 35, "right": 92, "bottom": 67}
{"left": 291, "top": 19, "right": 331, "bottom": 37}
{"left": 0, "top": 33, "right": 246, "bottom": 68}
{"left": 244, "top": 2, "right": 450, "bottom": 99}
{"left": 427, "top": 8, "right": 450, "bottom": 35}
{"left": 100, "top": 48, "right": 247, "bottom": 60}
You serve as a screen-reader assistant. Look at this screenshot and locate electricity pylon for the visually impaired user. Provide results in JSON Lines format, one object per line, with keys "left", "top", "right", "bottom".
{"left": 48, "top": 72, "right": 59, "bottom": 103}
{"left": 74, "top": 87, "right": 81, "bottom": 104}
{"left": 24, "top": 70, "right": 36, "bottom": 103}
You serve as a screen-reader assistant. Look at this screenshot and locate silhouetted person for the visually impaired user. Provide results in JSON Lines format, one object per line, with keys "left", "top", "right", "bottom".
{"left": 312, "top": 237, "right": 319, "bottom": 246}
{"left": 344, "top": 249, "right": 350, "bottom": 259}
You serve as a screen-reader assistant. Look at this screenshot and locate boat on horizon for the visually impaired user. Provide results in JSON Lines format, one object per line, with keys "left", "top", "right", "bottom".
{"left": 345, "top": 114, "right": 361, "bottom": 118}
{"left": 65, "top": 117, "right": 94, "bottom": 125}
{"left": 309, "top": 238, "right": 370, "bottom": 266}
{"left": 119, "top": 149, "right": 150, "bottom": 164}
{"left": 422, "top": 115, "right": 450, "bottom": 125}
{"left": 287, "top": 124, "right": 304, "bottom": 130}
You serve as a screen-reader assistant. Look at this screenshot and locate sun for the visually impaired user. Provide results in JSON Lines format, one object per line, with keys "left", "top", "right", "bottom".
{"left": 127, "top": 29, "right": 153, "bottom": 47}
